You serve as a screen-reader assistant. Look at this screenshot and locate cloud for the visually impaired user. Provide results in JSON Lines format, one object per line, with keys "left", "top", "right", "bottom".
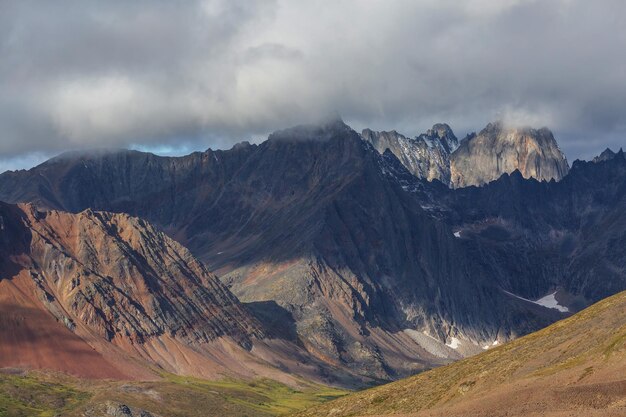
{"left": 1, "top": 0, "right": 625, "bottom": 170}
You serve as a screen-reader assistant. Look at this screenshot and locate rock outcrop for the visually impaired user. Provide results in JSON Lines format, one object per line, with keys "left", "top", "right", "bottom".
{"left": 593, "top": 147, "right": 621, "bottom": 163}
{"left": 449, "top": 121, "right": 570, "bottom": 188}
{"left": 361, "top": 123, "right": 458, "bottom": 185}
{"left": 362, "top": 121, "right": 569, "bottom": 189}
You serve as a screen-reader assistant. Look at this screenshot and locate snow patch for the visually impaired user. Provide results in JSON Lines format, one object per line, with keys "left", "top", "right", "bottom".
{"left": 535, "top": 292, "right": 569, "bottom": 312}
{"left": 446, "top": 337, "right": 461, "bottom": 349}
{"left": 482, "top": 340, "right": 499, "bottom": 350}
{"left": 503, "top": 289, "right": 569, "bottom": 312}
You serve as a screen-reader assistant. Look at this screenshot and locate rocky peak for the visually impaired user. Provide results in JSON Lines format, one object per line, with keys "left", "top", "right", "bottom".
{"left": 481, "top": 120, "right": 504, "bottom": 133}
{"left": 450, "top": 121, "right": 570, "bottom": 188}
{"left": 1, "top": 119, "right": 613, "bottom": 385}
{"left": 24, "top": 204, "right": 264, "bottom": 345}
{"left": 593, "top": 148, "right": 618, "bottom": 163}
{"left": 419, "top": 123, "right": 459, "bottom": 153}
{"left": 228, "top": 140, "right": 254, "bottom": 151}
{"left": 361, "top": 124, "right": 459, "bottom": 185}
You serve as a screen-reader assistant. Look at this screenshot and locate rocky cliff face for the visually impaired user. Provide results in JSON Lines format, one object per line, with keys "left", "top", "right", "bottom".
{"left": 449, "top": 121, "right": 570, "bottom": 188}
{"left": 389, "top": 147, "right": 626, "bottom": 326}
{"left": 0, "top": 202, "right": 348, "bottom": 384}
{"left": 362, "top": 121, "right": 569, "bottom": 189}
{"left": 443, "top": 149, "right": 626, "bottom": 304}
{"left": 361, "top": 123, "right": 458, "bottom": 185}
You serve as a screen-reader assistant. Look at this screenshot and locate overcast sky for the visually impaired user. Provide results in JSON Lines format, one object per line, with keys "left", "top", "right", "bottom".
{"left": 1, "top": 0, "right": 625, "bottom": 172}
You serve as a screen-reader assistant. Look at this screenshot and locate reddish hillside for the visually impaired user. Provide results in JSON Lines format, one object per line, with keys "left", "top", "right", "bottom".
{"left": 0, "top": 202, "right": 347, "bottom": 385}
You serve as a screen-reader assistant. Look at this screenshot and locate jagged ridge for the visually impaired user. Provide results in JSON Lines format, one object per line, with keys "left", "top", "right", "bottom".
{"left": 362, "top": 121, "right": 570, "bottom": 188}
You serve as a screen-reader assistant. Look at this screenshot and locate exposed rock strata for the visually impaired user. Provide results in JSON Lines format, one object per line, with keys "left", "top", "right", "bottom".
{"left": 449, "top": 121, "right": 569, "bottom": 187}
{"left": 363, "top": 121, "right": 569, "bottom": 189}
{"left": 361, "top": 123, "right": 458, "bottom": 185}
{"left": 0, "top": 202, "right": 348, "bottom": 385}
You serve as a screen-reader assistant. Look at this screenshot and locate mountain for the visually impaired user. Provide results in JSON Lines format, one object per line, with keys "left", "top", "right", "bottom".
{"left": 441, "top": 149, "right": 626, "bottom": 305}
{"left": 0, "top": 202, "right": 345, "bottom": 385}
{"left": 0, "top": 120, "right": 566, "bottom": 382}
{"left": 384, "top": 146, "right": 626, "bottom": 328}
{"left": 593, "top": 147, "right": 621, "bottom": 163}
{"left": 450, "top": 121, "right": 570, "bottom": 188}
{"left": 362, "top": 121, "right": 569, "bottom": 189}
{"left": 293, "top": 290, "right": 626, "bottom": 417}
{"left": 361, "top": 123, "right": 458, "bottom": 186}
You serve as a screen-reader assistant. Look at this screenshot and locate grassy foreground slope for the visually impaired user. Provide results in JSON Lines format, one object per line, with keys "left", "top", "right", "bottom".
{"left": 0, "top": 371, "right": 346, "bottom": 417}
{"left": 294, "top": 291, "right": 626, "bottom": 417}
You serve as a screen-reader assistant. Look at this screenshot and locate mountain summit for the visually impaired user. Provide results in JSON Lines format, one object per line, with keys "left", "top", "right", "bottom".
{"left": 450, "top": 121, "right": 570, "bottom": 187}
{"left": 363, "top": 121, "right": 569, "bottom": 188}
{"left": 361, "top": 123, "right": 458, "bottom": 185}
{"left": 0, "top": 120, "right": 623, "bottom": 385}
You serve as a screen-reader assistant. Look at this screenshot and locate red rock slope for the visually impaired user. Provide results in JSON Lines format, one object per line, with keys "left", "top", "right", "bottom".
{"left": 0, "top": 202, "right": 332, "bottom": 384}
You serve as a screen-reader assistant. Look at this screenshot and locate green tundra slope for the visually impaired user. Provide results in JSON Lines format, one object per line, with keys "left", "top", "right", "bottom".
{"left": 0, "top": 371, "right": 346, "bottom": 417}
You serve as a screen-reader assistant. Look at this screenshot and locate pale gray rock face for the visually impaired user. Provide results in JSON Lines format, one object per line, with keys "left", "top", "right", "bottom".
{"left": 364, "top": 121, "right": 569, "bottom": 189}
{"left": 419, "top": 123, "right": 460, "bottom": 154}
{"left": 361, "top": 123, "right": 458, "bottom": 186}
{"left": 450, "top": 122, "right": 570, "bottom": 188}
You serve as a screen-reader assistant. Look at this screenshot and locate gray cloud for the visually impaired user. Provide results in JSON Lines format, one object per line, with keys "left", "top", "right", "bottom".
{"left": 1, "top": 0, "right": 625, "bottom": 171}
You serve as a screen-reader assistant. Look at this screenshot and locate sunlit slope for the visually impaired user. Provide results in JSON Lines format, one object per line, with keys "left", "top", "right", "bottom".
{"left": 294, "top": 291, "right": 626, "bottom": 417}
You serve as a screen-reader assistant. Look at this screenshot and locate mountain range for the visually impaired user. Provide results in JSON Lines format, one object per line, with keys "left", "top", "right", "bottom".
{"left": 362, "top": 120, "right": 569, "bottom": 187}
{"left": 1, "top": 119, "right": 623, "bottom": 387}
{"left": 0, "top": 118, "right": 624, "bottom": 417}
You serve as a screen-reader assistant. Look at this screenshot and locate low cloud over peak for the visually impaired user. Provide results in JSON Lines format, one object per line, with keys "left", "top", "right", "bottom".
{"left": 1, "top": 0, "right": 625, "bottom": 172}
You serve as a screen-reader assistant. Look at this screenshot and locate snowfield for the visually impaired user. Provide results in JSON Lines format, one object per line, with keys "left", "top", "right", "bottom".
{"left": 502, "top": 289, "right": 569, "bottom": 312}
{"left": 535, "top": 292, "right": 569, "bottom": 312}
